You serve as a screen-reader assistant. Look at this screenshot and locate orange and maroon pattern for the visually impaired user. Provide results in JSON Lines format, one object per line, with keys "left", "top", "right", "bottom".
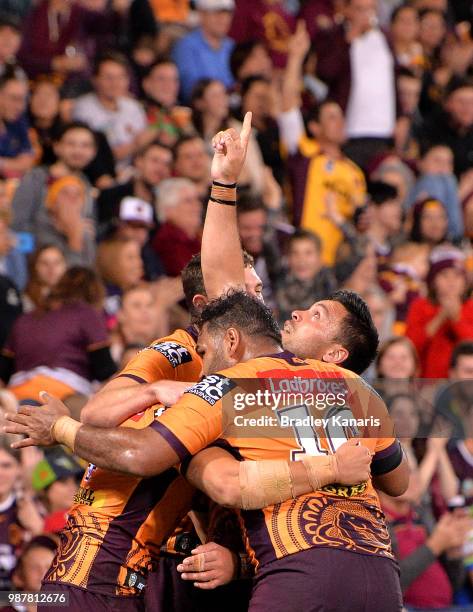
{"left": 44, "top": 406, "right": 194, "bottom": 597}
{"left": 156, "top": 352, "right": 399, "bottom": 567}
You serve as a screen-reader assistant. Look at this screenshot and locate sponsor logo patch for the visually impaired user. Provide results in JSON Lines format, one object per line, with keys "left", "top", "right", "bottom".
{"left": 186, "top": 374, "right": 234, "bottom": 406}
{"left": 148, "top": 342, "right": 192, "bottom": 368}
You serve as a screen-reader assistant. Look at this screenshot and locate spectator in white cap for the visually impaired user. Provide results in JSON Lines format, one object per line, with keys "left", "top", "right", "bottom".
{"left": 113, "top": 196, "right": 165, "bottom": 281}
{"left": 171, "top": 0, "right": 235, "bottom": 103}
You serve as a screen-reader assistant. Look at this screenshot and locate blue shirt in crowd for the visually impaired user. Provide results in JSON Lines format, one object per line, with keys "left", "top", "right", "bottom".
{"left": 172, "top": 29, "right": 235, "bottom": 102}
{"left": 0, "top": 115, "right": 32, "bottom": 158}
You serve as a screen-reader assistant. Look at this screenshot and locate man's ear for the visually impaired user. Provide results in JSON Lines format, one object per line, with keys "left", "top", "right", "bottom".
{"left": 322, "top": 344, "right": 349, "bottom": 366}
{"left": 192, "top": 294, "right": 208, "bottom": 312}
{"left": 224, "top": 327, "right": 243, "bottom": 360}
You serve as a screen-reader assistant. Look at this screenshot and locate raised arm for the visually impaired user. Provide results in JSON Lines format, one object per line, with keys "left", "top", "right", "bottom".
{"left": 201, "top": 113, "right": 252, "bottom": 299}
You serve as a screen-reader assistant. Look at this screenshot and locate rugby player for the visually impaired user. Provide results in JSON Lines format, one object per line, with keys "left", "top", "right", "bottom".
{"left": 7, "top": 291, "right": 408, "bottom": 611}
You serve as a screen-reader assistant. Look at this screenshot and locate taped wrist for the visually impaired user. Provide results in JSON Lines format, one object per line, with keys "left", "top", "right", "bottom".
{"left": 52, "top": 416, "right": 82, "bottom": 452}
{"left": 239, "top": 460, "right": 293, "bottom": 510}
{"left": 302, "top": 454, "right": 339, "bottom": 490}
{"left": 210, "top": 181, "right": 237, "bottom": 205}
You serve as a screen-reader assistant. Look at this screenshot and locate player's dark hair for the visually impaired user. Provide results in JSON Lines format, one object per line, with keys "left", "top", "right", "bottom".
{"left": 328, "top": 289, "right": 379, "bottom": 374}
{"left": 367, "top": 181, "right": 398, "bottom": 206}
{"left": 450, "top": 341, "right": 473, "bottom": 369}
{"left": 199, "top": 290, "right": 281, "bottom": 346}
{"left": 287, "top": 229, "right": 321, "bottom": 253}
{"left": 181, "top": 252, "right": 255, "bottom": 323}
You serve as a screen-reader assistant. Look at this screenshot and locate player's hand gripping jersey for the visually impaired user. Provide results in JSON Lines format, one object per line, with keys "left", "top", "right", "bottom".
{"left": 153, "top": 352, "right": 402, "bottom": 569}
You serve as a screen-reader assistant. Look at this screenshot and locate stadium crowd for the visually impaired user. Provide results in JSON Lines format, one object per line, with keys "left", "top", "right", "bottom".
{"left": 0, "top": 0, "right": 473, "bottom": 609}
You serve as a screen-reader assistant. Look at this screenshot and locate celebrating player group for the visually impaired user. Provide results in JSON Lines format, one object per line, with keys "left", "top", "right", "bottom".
{"left": 5, "top": 113, "right": 409, "bottom": 612}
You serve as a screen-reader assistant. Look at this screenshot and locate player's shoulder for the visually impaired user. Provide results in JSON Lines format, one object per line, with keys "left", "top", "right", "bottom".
{"left": 143, "top": 327, "right": 199, "bottom": 365}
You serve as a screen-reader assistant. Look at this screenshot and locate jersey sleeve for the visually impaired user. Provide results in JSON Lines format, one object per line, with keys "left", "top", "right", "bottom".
{"left": 150, "top": 374, "right": 235, "bottom": 460}
{"left": 117, "top": 339, "right": 200, "bottom": 384}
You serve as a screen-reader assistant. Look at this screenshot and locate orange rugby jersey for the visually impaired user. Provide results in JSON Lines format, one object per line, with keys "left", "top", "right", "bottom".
{"left": 44, "top": 405, "right": 194, "bottom": 597}
{"left": 117, "top": 326, "right": 202, "bottom": 385}
{"left": 154, "top": 351, "right": 402, "bottom": 568}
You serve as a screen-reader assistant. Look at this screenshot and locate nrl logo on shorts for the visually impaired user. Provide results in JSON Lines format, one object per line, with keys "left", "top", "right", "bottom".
{"left": 149, "top": 341, "right": 192, "bottom": 368}
{"left": 187, "top": 374, "right": 234, "bottom": 406}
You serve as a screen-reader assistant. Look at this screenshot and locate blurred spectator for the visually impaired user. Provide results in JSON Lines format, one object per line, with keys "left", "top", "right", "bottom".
{"left": 0, "top": 438, "right": 44, "bottom": 590}
{"left": 73, "top": 52, "right": 147, "bottom": 168}
{"left": 395, "top": 68, "right": 423, "bottom": 159}
{"left": 31, "top": 447, "right": 82, "bottom": 533}
{"left": 237, "top": 193, "right": 282, "bottom": 306}
{"left": 141, "top": 59, "right": 193, "bottom": 147}
{"left": 435, "top": 340, "right": 473, "bottom": 443}
{"left": 172, "top": 0, "right": 235, "bottom": 103}
{"left": 407, "top": 144, "right": 464, "bottom": 240}
{"left": 96, "top": 140, "right": 172, "bottom": 231}
{"left": 239, "top": 76, "right": 285, "bottom": 187}
{"left": 27, "top": 78, "right": 62, "bottom": 166}
{"left": 0, "top": 70, "right": 34, "bottom": 177}
{"left": 375, "top": 336, "right": 420, "bottom": 398}
{"left": 9, "top": 535, "right": 57, "bottom": 599}
{"left": 419, "top": 78, "right": 473, "bottom": 178}
{"left": 11, "top": 122, "right": 97, "bottom": 236}
{"left": 36, "top": 175, "right": 95, "bottom": 266}
{"left": 153, "top": 178, "right": 202, "bottom": 276}
{"left": 389, "top": 4, "right": 424, "bottom": 73}
{"left": 0, "top": 266, "right": 116, "bottom": 401}
{"left": 364, "top": 180, "right": 402, "bottom": 267}
{"left": 379, "top": 242, "right": 429, "bottom": 334}
{"left": 110, "top": 284, "right": 161, "bottom": 363}
{"left": 409, "top": 198, "right": 449, "bottom": 246}
{"left": 17, "top": 0, "right": 124, "bottom": 81}
{"left": 229, "top": 40, "right": 272, "bottom": 84}
{"left": 0, "top": 15, "right": 22, "bottom": 78}
{"left": 96, "top": 237, "right": 145, "bottom": 319}
{"left": 418, "top": 8, "right": 447, "bottom": 66}
{"left": 112, "top": 196, "right": 164, "bottom": 282}
{"left": 406, "top": 246, "right": 473, "bottom": 378}
{"left": 0, "top": 274, "right": 22, "bottom": 349}
{"left": 191, "top": 78, "right": 267, "bottom": 195}
{"left": 23, "top": 245, "right": 66, "bottom": 311}
{"left": 0, "top": 217, "right": 27, "bottom": 290}
{"left": 228, "top": 0, "right": 295, "bottom": 68}
{"left": 361, "top": 285, "right": 396, "bottom": 345}
{"left": 275, "top": 229, "right": 335, "bottom": 325}
{"left": 371, "top": 155, "right": 416, "bottom": 208}
{"left": 173, "top": 135, "right": 211, "bottom": 200}
{"left": 314, "top": 0, "right": 396, "bottom": 169}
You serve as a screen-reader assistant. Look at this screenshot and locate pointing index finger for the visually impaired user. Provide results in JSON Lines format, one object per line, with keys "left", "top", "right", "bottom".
{"left": 240, "top": 112, "right": 252, "bottom": 149}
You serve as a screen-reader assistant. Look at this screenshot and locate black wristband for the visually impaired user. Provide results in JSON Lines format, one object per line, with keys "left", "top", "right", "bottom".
{"left": 209, "top": 196, "right": 237, "bottom": 206}
{"left": 212, "top": 180, "right": 237, "bottom": 188}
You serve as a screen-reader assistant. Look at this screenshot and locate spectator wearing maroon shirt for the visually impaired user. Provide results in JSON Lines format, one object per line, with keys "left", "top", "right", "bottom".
{"left": 229, "top": 0, "right": 295, "bottom": 68}
{"left": 406, "top": 246, "right": 473, "bottom": 378}
{"left": 152, "top": 178, "right": 202, "bottom": 276}
{"left": 0, "top": 267, "right": 116, "bottom": 402}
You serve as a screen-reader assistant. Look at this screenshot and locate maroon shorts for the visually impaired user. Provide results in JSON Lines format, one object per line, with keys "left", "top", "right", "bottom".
{"left": 39, "top": 582, "right": 145, "bottom": 612}
{"left": 249, "top": 547, "right": 402, "bottom": 612}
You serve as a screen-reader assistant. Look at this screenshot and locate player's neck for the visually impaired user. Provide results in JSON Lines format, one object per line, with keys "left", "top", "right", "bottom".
{"left": 247, "top": 340, "right": 283, "bottom": 360}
